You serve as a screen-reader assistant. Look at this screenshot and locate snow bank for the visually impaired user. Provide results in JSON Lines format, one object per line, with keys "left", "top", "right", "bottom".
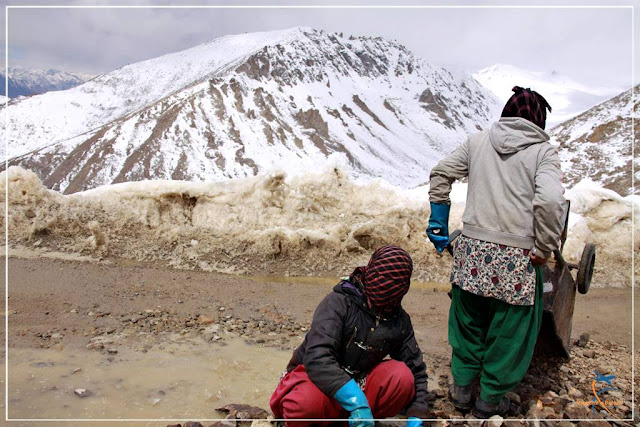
{"left": 1, "top": 167, "right": 636, "bottom": 286}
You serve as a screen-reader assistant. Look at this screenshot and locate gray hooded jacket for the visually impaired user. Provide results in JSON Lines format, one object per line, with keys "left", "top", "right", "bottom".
{"left": 429, "top": 117, "right": 565, "bottom": 258}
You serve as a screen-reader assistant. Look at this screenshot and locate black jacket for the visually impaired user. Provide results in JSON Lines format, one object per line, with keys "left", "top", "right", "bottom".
{"left": 286, "top": 280, "right": 429, "bottom": 418}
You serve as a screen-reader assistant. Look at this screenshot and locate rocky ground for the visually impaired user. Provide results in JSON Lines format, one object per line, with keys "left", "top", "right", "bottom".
{"left": 3, "top": 255, "right": 639, "bottom": 427}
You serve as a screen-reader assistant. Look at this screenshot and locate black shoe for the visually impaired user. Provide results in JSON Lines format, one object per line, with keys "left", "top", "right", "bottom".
{"left": 449, "top": 383, "right": 472, "bottom": 412}
{"left": 471, "top": 396, "right": 510, "bottom": 418}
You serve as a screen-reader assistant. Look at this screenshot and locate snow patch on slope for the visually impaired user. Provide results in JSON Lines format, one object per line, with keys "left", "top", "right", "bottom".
{"left": 2, "top": 28, "right": 308, "bottom": 159}
{"left": 2, "top": 166, "right": 635, "bottom": 287}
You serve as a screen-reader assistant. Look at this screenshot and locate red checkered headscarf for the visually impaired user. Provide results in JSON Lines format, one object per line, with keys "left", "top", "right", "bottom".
{"left": 350, "top": 245, "right": 413, "bottom": 314}
{"left": 501, "top": 86, "right": 552, "bottom": 130}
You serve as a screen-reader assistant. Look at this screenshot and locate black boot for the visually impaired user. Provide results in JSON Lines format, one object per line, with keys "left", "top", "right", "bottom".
{"left": 449, "top": 383, "right": 472, "bottom": 412}
{"left": 471, "top": 396, "right": 510, "bottom": 418}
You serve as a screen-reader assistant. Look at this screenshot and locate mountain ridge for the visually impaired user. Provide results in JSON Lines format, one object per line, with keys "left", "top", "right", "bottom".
{"left": 7, "top": 27, "right": 501, "bottom": 193}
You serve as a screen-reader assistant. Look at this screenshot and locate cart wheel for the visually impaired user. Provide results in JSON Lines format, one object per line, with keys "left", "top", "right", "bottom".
{"left": 577, "top": 243, "right": 596, "bottom": 294}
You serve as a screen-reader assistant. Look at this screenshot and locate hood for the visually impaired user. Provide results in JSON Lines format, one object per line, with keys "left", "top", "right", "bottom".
{"left": 489, "top": 117, "right": 550, "bottom": 155}
{"left": 333, "top": 280, "right": 401, "bottom": 319}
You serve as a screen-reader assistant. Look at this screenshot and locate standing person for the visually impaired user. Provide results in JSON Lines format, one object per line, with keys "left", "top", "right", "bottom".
{"left": 270, "top": 245, "right": 428, "bottom": 427}
{"left": 426, "top": 86, "right": 565, "bottom": 418}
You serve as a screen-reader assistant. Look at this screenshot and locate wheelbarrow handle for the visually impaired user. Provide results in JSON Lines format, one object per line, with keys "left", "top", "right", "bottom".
{"left": 446, "top": 229, "right": 463, "bottom": 256}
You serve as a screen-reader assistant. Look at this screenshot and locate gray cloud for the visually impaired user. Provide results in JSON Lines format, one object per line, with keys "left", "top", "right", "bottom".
{"left": 0, "top": 0, "right": 636, "bottom": 89}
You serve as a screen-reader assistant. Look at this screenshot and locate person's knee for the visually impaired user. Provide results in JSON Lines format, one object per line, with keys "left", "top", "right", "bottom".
{"left": 392, "top": 361, "right": 415, "bottom": 393}
{"left": 375, "top": 360, "right": 415, "bottom": 394}
{"left": 281, "top": 385, "right": 327, "bottom": 419}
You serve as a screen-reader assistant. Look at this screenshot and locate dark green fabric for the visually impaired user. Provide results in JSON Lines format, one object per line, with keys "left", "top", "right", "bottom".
{"left": 448, "top": 266, "right": 543, "bottom": 404}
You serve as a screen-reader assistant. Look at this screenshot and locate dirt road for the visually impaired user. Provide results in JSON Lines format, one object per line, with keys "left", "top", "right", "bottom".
{"left": 2, "top": 255, "right": 638, "bottom": 425}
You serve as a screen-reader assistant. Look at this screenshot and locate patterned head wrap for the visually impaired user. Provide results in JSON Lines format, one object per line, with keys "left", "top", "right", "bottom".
{"left": 350, "top": 245, "right": 413, "bottom": 314}
{"left": 501, "top": 86, "right": 552, "bottom": 130}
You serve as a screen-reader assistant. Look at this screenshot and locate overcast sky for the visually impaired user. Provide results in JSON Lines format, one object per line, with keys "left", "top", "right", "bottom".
{"left": 0, "top": 0, "right": 637, "bottom": 90}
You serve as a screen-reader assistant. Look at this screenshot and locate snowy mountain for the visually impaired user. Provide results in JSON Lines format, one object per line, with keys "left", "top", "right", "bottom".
{"left": 550, "top": 85, "right": 637, "bottom": 196}
{"left": 5, "top": 27, "right": 501, "bottom": 193}
{"left": 0, "top": 66, "right": 91, "bottom": 98}
{"left": 473, "top": 64, "right": 623, "bottom": 126}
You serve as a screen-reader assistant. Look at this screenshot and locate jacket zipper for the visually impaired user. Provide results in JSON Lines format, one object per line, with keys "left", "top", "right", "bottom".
{"left": 346, "top": 326, "right": 357, "bottom": 348}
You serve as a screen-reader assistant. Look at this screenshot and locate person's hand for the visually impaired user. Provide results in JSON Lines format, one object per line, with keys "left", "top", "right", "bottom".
{"left": 334, "top": 379, "right": 374, "bottom": 427}
{"left": 348, "top": 407, "right": 375, "bottom": 427}
{"left": 406, "top": 417, "right": 423, "bottom": 427}
{"left": 529, "top": 251, "right": 547, "bottom": 266}
{"left": 427, "top": 202, "right": 450, "bottom": 253}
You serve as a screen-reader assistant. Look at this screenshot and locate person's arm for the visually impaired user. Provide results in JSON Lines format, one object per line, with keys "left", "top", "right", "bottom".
{"left": 427, "top": 139, "right": 470, "bottom": 252}
{"left": 428, "top": 138, "right": 470, "bottom": 204}
{"left": 304, "top": 293, "right": 374, "bottom": 427}
{"left": 303, "top": 292, "right": 351, "bottom": 395}
{"left": 390, "top": 313, "right": 429, "bottom": 419}
{"left": 532, "top": 146, "right": 565, "bottom": 259}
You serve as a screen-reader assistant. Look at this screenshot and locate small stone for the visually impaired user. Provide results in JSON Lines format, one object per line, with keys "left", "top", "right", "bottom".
{"left": 483, "top": 415, "right": 503, "bottom": 427}
{"left": 74, "top": 388, "right": 93, "bottom": 398}
{"left": 149, "top": 397, "right": 162, "bottom": 406}
{"left": 184, "top": 422, "right": 204, "bottom": 427}
{"left": 525, "top": 400, "right": 544, "bottom": 419}
{"left": 578, "top": 422, "right": 610, "bottom": 427}
{"left": 70, "top": 309, "right": 78, "bottom": 314}
{"left": 107, "top": 348, "right": 118, "bottom": 354}
{"left": 582, "top": 350, "right": 595, "bottom": 358}
{"left": 506, "top": 391, "right": 521, "bottom": 405}
{"left": 219, "top": 307, "right": 226, "bottom": 312}
{"left": 166, "top": 424, "right": 182, "bottom": 427}
{"left": 568, "top": 387, "right": 583, "bottom": 399}
{"left": 249, "top": 421, "right": 272, "bottom": 427}
{"left": 605, "top": 389, "right": 622, "bottom": 399}
{"left": 576, "top": 333, "right": 590, "bottom": 347}
{"left": 50, "top": 333, "right": 62, "bottom": 340}
{"left": 198, "top": 315, "right": 215, "bottom": 325}
{"left": 563, "top": 402, "right": 590, "bottom": 419}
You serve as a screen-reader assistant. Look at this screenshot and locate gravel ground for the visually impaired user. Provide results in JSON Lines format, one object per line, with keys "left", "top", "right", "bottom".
{"left": 3, "top": 255, "right": 638, "bottom": 427}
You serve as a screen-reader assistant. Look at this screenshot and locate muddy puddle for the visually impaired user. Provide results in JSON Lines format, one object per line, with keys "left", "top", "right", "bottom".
{"left": 8, "top": 338, "right": 290, "bottom": 422}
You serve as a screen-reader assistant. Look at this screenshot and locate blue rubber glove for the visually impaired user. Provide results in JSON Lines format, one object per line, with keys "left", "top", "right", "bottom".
{"left": 334, "top": 379, "right": 374, "bottom": 427}
{"left": 427, "top": 202, "right": 450, "bottom": 253}
{"left": 407, "top": 417, "right": 423, "bottom": 427}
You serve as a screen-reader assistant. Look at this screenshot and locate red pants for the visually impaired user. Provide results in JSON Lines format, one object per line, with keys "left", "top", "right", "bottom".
{"left": 270, "top": 360, "right": 415, "bottom": 427}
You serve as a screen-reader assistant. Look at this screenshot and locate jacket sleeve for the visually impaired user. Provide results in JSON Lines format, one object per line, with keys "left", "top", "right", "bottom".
{"left": 303, "top": 292, "right": 352, "bottom": 397}
{"left": 532, "top": 146, "right": 566, "bottom": 258}
{"left": 390, "top": 313, "right": 429, "bottom": 418}
{"left": 429, "top": 138, "right": 470, "bottom": 204}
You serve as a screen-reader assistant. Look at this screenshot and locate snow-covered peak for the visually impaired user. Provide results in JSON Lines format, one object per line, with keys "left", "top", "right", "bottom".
{"left": 551, "top": 85, "right": 636, "bottom": 195}
{"left": 93, "top": 27, "right": 306, "bottom": 94}
{"left": 0, "top": 66, "right": 90, "bottom": 98}
{"left": 473, "top": 64, "right": 624, "bottom": 126}
{"left": 2, "top": 28, "right": 316, "bottom": 159}
{"left": 6, "top": 27, "right": 500, "bottom": 193}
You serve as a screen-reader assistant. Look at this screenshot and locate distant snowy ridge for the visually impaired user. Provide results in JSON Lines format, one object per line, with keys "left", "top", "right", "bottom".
{"left": 3, "top": 28, "right": 303, "bottom": 159}
{"left": 0, "top": 66, "right": 90, "bottom": 98}
{"left": 473, "top": 64, "right": 623, "bottom": 126}
{"left": 7, "top": 27, "right": 501, "bottom": 193}
{"left": 550, "top": 84, "right": 637, "bottom": 195}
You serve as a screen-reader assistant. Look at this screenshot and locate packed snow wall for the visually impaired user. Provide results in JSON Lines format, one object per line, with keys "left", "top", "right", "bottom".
{"left": 1, "top": 166, "right": 637, "bottom": 286}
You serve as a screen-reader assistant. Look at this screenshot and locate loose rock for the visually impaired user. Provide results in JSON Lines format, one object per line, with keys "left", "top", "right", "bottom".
{"left": 74, "top": 388, "right": 93, "bottom": 398}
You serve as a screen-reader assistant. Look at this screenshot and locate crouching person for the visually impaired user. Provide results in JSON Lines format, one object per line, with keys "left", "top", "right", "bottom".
{"left": 270, "top": 245, "right": 428, "bottom": 427}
